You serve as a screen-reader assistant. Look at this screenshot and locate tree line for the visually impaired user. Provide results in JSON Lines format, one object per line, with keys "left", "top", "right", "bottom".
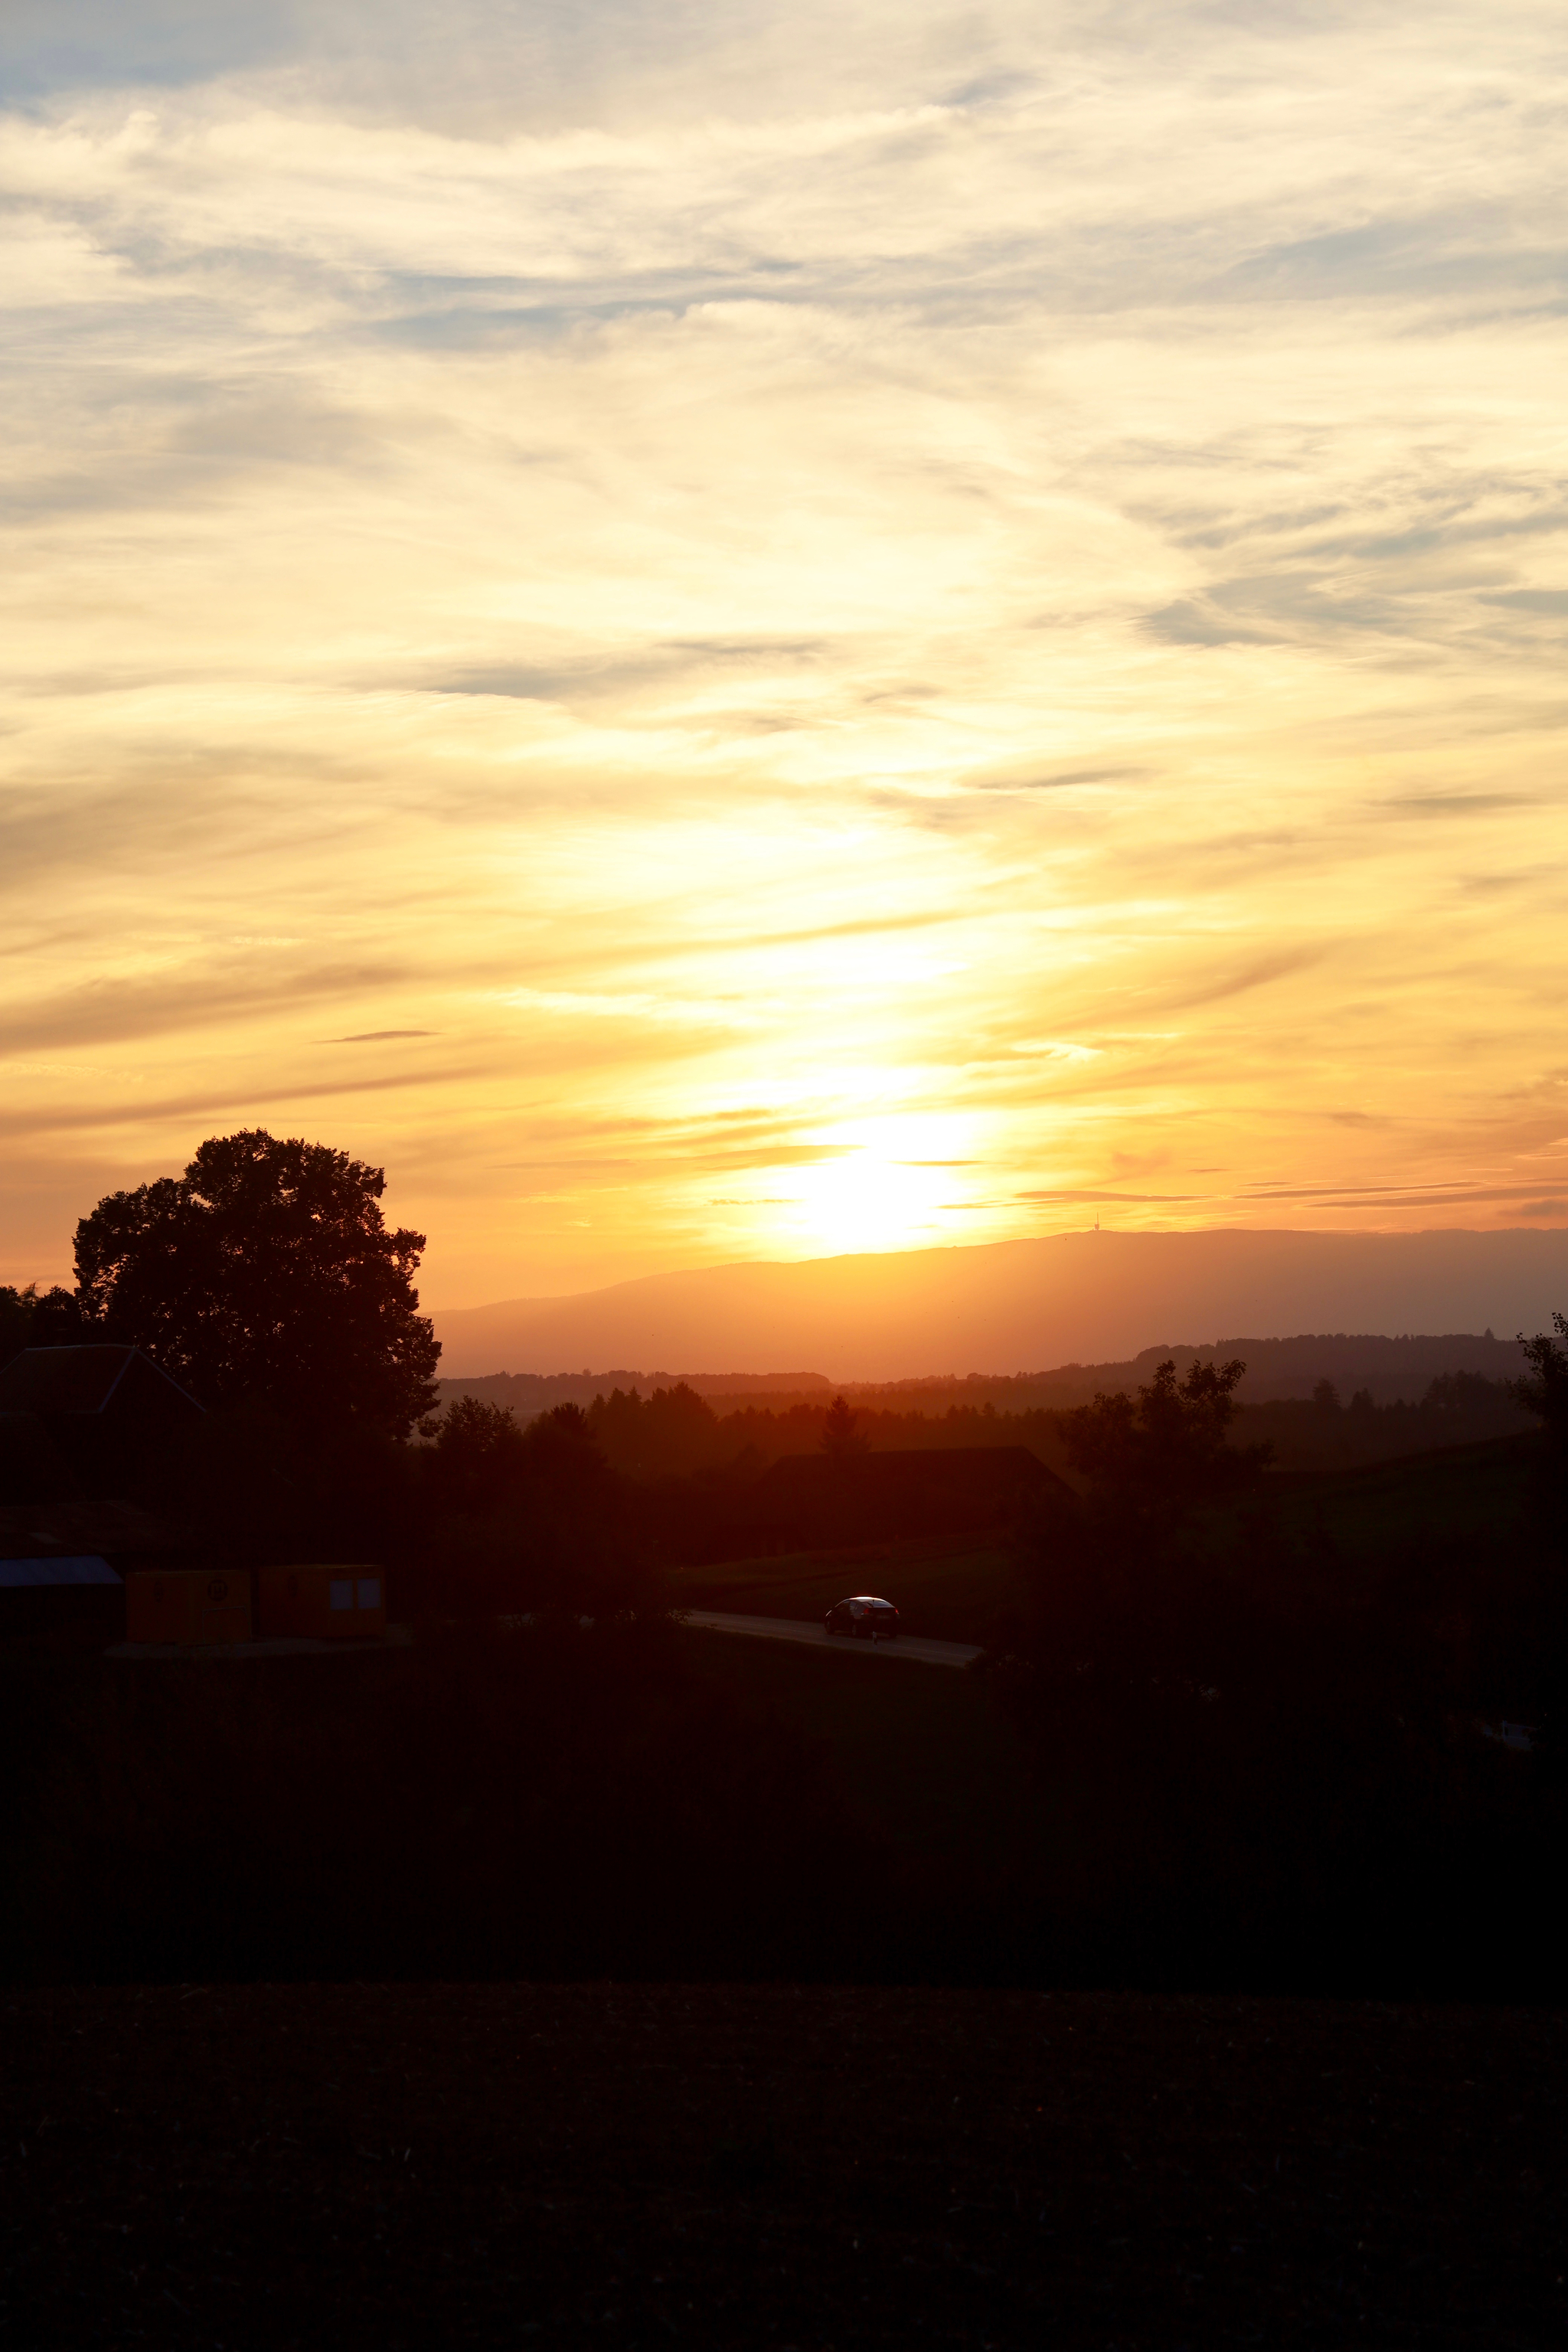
{"left": 565, "top": 1371, "right": 1532, "bottom": 1481}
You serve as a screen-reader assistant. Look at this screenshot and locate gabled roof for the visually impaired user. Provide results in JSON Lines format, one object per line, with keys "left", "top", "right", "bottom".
{"left": 0, "top": 1346, "right": 202, "bottom": 1418}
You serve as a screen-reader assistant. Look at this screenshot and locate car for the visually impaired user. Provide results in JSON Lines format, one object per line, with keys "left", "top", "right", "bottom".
{"left": 823, "top": 1595, "right": 900, "bottom": 1641}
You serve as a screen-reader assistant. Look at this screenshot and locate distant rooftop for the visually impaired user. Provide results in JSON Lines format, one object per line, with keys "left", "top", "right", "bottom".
{"left": 0, "top": 1346, "right": 201, "bottom": 1419}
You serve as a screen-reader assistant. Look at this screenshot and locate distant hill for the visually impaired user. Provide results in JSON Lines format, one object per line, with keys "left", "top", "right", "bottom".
{"left": 430, "top": 1227, "right": 1568, "bottom": 1381}
{"left": 840, "top": 1332, "right": 1535, "bottom": 1410}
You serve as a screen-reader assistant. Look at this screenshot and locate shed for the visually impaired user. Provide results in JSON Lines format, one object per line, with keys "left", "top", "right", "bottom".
{"left": 124, "top": 1568, "right": 252, "bottom": 1647}
{"left": 256, "top": 1564, "right": 387, "bottom": 1641}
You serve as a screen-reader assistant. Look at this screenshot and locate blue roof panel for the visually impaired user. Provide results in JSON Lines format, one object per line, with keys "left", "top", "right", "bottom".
{"left": 0, "top": 1554, "right": 122, "bottom": 1588}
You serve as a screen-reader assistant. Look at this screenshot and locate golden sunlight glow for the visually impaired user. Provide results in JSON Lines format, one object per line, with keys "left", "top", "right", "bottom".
{"left": 2, "top": 4, "right": 1566, "bottom": 1305}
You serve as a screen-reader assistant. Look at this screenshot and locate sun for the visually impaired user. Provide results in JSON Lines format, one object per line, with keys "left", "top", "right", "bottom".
{"left": 776, "top": 1118, "right": 978, "bottom": 1256}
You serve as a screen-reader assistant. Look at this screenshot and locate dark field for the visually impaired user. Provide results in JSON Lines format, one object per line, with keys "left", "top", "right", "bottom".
{"left": 3, "top": 1981, "right": 1563, "bottom": 2349}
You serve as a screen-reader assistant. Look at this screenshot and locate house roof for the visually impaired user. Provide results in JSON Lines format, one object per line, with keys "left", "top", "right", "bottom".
{"left": 0, "top": 1346, "right": 201, "bottom": 1418}
{"left": 756, "top": 1445, "right": 1067, "bottom": 1494}
{"left": 0, "top": 1499, "right": 188, "bottom": 1559}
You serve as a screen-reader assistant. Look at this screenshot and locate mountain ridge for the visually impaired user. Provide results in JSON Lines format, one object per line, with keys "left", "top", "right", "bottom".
{"left": 429, "top": 1226, "right": 1568, "bottom": 1380}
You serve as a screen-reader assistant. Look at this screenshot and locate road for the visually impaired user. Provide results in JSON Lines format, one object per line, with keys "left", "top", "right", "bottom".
{"left": 678, "top": 1609, "right": 982, "bottom": 1670}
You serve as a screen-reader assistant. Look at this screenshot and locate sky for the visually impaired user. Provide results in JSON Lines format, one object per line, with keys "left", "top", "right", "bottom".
{"left": 2, "top": 1, "right": 1566, "bottom": 1309}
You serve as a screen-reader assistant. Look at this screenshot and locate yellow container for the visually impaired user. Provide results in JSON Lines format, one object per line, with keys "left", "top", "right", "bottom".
{"left": 256, "top": 1563, "right": 387, "bottom": 1642}
{"left": 125, "top": 1569, "right": 252, "bottom": 1646}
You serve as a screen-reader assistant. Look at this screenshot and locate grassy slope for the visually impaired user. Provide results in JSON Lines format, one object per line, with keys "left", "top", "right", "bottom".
{"left": 1207, "top": 1431, "right": 1543, "bottom": 1594}
{"left": 1276, "top": 1430, "right": 1539, "bottom": 1546}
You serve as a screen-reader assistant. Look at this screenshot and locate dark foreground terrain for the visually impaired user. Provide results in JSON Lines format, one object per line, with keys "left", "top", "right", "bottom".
{"left": 3, "top": 1983, "right": 1562, "bottom": 2350}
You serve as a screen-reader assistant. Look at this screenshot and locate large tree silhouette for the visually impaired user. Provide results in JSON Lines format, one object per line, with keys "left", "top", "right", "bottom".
{"left": 74, "top": 1130, "right": 440, "bottom": 1437}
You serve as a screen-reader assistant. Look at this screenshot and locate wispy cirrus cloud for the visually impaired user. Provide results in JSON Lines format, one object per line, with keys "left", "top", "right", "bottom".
{"left": 2, "top": 1, "right": 1566, "bottom": 1300}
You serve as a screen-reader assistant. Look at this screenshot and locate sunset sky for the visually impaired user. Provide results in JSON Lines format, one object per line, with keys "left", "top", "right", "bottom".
{"left": 3, "top": 2, "right": 1566, "bottom": 1308}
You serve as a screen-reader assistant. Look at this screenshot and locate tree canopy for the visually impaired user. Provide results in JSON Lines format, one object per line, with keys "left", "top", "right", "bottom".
{"left": 819, "top": 1394, "right": 867, "bottom": 1459}
{"left": 1061, "top": 1354, "right": 1269, "bottom": 1520}
{"left": 0, "top": 1281, "right": 85, "bottom": 1364}
{"left": 1514, "top": 1314, "right": 1568, "bottom": 1458}
{"left": 73, "top": 1129, "right": 440, "bottom": 1437}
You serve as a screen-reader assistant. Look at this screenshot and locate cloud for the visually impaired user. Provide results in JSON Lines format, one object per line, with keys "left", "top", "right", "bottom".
{"left": 1014, "top": 1189, "right": 1213, "bottom": 1204}
{"left": 691, "top": 1143, "right": 860, "bottom": 1170}
{"left": 1242, "top": 1181, "right": 1568, "bottom": 1208}
{"left": 1202, "top": 212, "right": 1568, "bottom": 307}
{"left": 1375, "top": 793, "right": 1538, "bottom": 818}
{"left": 0, "top": 1063, "right": 491, "bottom": 1147}
{"left": 1143, "top": 599, "right": 1274, "bottom": 648}
{"left": 1484, "top": 590, "right": 1568, "bottom": 616}
{"left": 1161, "top": 950, "right": 1325, "bottom": 1012}
{"left": 0, "top": 961, "right": 420, "bottom": 1057}
{"left": 0, "top": 2, "right": 290, "bottom": 100}
{"left": 425, "top": 637, "right": 828, "bottom": 710}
